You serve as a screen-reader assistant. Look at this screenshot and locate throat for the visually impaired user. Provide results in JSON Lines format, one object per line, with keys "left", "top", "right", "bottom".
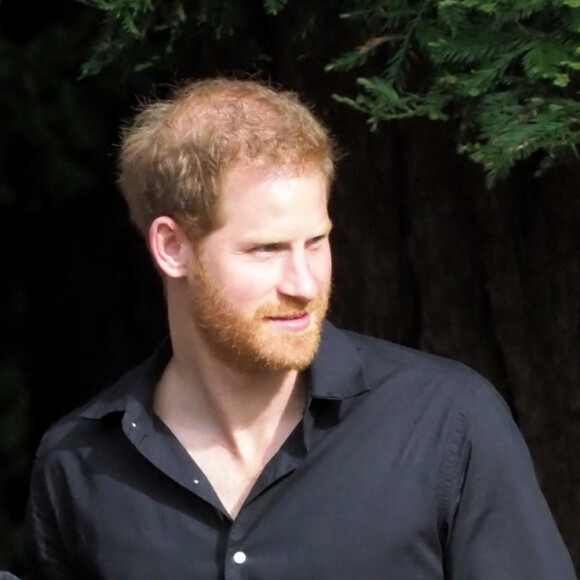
{"left": 153, "top": 359, "right": 307, "bottom": 517}
{"left": 191, "top": 419, "right": 301, "bottom": 518}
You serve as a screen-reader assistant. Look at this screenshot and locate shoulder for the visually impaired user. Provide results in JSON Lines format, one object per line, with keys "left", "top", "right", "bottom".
{"left": 33, "top": 344, "right": 166, "bottom": 461}
{"left": 35, "top": 339, "right": 172, "bottom": 460}
{"left": 34, "top": 386, "right": 123, "bottom": 463}
{"left": 339, "top": 328, "right": 534, "bottom": 468}
{"left": 343, "top": 328, "right": 523, "bottom": 443}
{"left": 345, "top": 328, "right": 493, "bottom": 393}
{"left": 333, "top": 326, "right": 516, "bottom": 430}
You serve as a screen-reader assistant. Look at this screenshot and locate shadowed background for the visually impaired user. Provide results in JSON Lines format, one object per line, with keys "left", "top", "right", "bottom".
{"left": 1, "top": 0, "right": 579, "bottom": 575}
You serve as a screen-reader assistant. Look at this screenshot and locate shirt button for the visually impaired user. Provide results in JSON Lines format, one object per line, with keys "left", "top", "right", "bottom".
{"left": 232, "top": 551, "right": 247, "bottom": 564}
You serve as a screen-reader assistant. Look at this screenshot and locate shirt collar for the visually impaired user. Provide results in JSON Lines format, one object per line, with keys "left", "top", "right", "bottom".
{"left": 307, "top": 320, "right": 368, "bottom": 400}
{"left": 79, "top": 320, "right": 368, "bottom": 421}
{"left": 79, "top": 339, "right": 171, "bottom": 421}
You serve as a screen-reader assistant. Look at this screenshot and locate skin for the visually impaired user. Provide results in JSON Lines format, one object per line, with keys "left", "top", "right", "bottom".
{"left": 189, "top": 162, "right": 333, "bottom": 372}
{"left": 150, "top": 162, "right": 333, "bottom": 517}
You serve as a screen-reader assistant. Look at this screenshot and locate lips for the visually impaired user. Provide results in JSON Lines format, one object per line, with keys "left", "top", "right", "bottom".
{"left": 266, "top": 312, "right": 312, "bottom": 331}
{"left": 269, "top": 313, "right": 307, "bottom": 320}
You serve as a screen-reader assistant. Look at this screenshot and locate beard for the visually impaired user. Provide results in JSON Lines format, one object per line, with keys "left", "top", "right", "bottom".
{"left": 188, "top": 268, "right": 329, "bottom": 374}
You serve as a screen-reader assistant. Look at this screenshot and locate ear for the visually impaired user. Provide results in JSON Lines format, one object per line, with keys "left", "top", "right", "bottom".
{"left": 149, "top": 216, "right": 192, "bottom": 279}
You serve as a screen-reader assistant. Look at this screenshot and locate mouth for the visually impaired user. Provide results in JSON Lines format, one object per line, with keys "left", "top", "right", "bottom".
{"left": 266, "top": 312, "right": 312, "bottom": 331}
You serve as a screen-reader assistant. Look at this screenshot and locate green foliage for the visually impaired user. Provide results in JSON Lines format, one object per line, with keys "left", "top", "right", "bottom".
{"left": 75, "top": 0, "right": 580, "bottom": 184}
{"left": 326, "top": 0, "right": 580, "bottom": 185}
{"left": 263, "top": 0, "right": 289, "bottom": 15}
{"left": 77, "top": 0, "right": 185, "bottom": 77}
{"left": 77, "top": 0, "right": 273, "bottom": 79}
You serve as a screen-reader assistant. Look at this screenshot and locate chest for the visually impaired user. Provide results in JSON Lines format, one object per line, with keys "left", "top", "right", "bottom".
{"left": 61, "top": 412, "right": 448, "bottom": 580}
{"left": 184, "top": 446, "right": 267, "bottom": 518}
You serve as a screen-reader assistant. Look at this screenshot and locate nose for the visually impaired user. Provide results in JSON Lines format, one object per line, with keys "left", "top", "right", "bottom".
{"left": 278, "top": 249, "right": 319, "bottom": 302}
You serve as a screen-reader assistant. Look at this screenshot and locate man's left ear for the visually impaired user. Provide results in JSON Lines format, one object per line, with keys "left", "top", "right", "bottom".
{"left": 148, "top": 216, "right": 191, "bottom": 278}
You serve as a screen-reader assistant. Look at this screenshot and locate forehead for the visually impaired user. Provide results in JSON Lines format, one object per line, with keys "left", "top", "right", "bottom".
{"left": 207, "top": 162, "right": 330, "bottom": 239}
{"left": 222, "top": 161, "right": 328, "bottom": 206}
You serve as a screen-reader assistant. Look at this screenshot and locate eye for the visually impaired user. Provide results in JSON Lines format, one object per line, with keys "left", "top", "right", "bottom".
{"left": 252, "top": 243, "right": 281, "bottom": 253}
{"left": 307, "top": 234, "right": 328, "bottom": 248}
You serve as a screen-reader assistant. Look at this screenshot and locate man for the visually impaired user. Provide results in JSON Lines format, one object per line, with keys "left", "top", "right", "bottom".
{"left": 25, "top": 78, "right": 576, "bottom": 579}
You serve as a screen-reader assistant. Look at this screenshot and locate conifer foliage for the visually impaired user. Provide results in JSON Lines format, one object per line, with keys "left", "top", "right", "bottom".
{"left": 79, "top": 0, "right": 580, "bottom": 185}
{"left": 326, "top": 0, "right": 580, "bottom": 185}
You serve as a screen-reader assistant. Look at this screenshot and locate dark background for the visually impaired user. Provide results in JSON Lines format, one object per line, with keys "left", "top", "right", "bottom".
{"left": 1, "top": 0, "right": 579, "bottom": 575}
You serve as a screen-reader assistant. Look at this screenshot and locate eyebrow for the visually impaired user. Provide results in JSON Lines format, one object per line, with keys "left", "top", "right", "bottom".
{"left": 310, "top": 222, "right": 333, "bottom": 239}
{"left": 244, "top": 223, "right": 333, "bottom": 248}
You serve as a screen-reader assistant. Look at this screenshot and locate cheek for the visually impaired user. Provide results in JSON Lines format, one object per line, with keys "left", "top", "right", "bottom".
{"left": 215, "top": 264, "right": 279, "bottom": 306}
{"left": 314, "top": 249, "right": 333, "bottom": 290}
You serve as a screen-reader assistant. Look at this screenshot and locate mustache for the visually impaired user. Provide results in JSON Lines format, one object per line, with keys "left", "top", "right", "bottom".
{"left": 256, "top": 294, "right": 328, "bottom": 318}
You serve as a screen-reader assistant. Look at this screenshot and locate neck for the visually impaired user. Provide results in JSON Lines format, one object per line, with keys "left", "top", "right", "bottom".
{"left": 154, "top": 293, "right": 306, "bottom": 453}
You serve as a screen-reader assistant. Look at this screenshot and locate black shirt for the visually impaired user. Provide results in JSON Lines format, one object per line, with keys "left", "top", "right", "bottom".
{"left": 25, "top": 322, "right": 576, "bottom": 579}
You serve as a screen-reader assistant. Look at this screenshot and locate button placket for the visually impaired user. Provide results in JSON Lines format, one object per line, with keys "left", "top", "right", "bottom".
{"left": 224, "top": 513, "right": 251, "bottom": 579}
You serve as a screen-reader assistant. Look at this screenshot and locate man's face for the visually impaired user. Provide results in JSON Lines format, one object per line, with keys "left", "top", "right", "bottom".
{"left": 188, "top": 163, "right": 332, "bottom": 373}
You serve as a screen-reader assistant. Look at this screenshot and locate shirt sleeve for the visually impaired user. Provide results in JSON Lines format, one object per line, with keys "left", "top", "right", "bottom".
{"left": 442, "top": 381, "right": 577, "bottom": 579}
{"left": 24, "top": 456, "right": 77, "bottom": 580}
